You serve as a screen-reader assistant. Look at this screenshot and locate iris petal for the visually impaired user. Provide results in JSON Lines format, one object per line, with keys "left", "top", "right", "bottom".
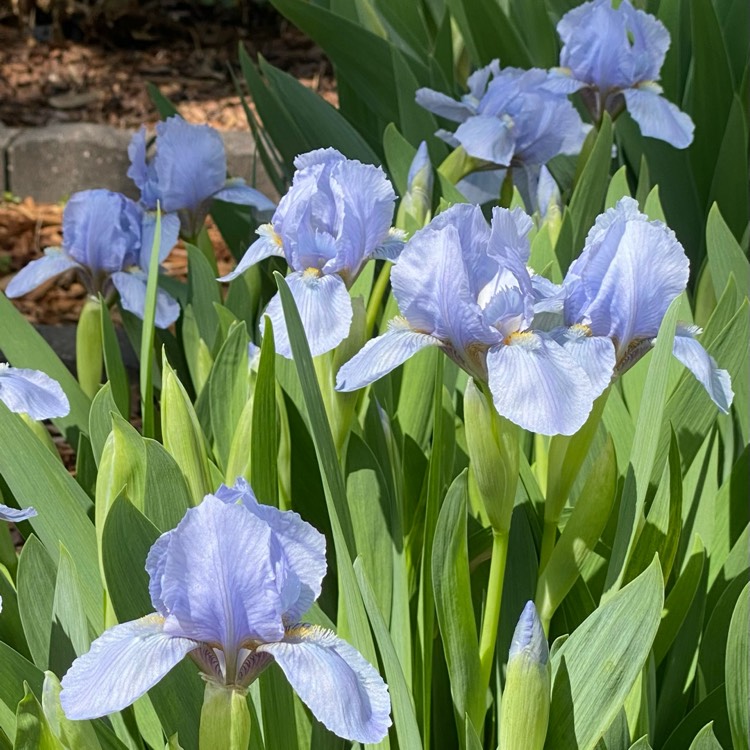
{"left": 140, "top": 212, "right": 181, "bottom": 267}
{"left": 60, "top": 614, "right": 197, "bottom": 720}
{"left": 336, "top": 320, "right": 440, "bottom": 392}
{"left": 0, "top": 504, "right": 37, "bottom": 523}
{"left": 258, "top": 624, "right": 391, "bottom": 744}
{"left": 672, "top": 327, "right": 734, "bottom": 414}
{"left": 219, "top": 226, "right": 286, "bottom": 282}
{"left": 487, "top": 333, "right": 595, "bottom": 435}
{"left": 263, "top": 271, "right": 353, "bottom": 358}
{"left": 622, "top": 88, "right": 694, "bottom": 149}
{"left": 213, "top": 178, "right": 276, "bottom": 213}
{"left": 214, "top": 478, "right": 327, "bottom": 622}
{"left": 5, "top": 250, "right": 80, "bottom": 298}
{"left": 0, "top": 366, "right": 70, "bottom": 420}
{"left": 110, "top": 271, "right": 180, "bottom": 329}
{"left": 552, "top": 327, "right": 616, "bottom": 397}
{"left": 454, "top": 115, "right": 516, "bottom": 166}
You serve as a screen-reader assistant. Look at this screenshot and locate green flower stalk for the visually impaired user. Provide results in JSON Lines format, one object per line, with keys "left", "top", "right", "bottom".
{"left": 499, "top": 602, "right": 551, "bottom": 750}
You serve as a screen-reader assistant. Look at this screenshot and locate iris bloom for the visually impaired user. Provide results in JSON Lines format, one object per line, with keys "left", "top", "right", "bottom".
{"left": 128, "top": 116, "right": 275, "bottom": 238}
{"left": 220, "top": 148, "right": 404, "bottom": 358}
{"left": 60, "top": 480, "right": 391, "bottom": 744}
{"left": 336, "top": 204, "right": 614, "bottom": 435}
{"left": 550, "top": 0, "right": 694, "bottom": 148}
{"left": 5, "top": 189, "right": 180, "bottom": 328}
{"left": 561, "top": 197, "right": 732, "bottom": 411}
{"left": 416, "top": 62, "right": 585, "bottom": 210}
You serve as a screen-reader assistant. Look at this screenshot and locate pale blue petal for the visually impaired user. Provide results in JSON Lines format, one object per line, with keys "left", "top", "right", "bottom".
{"left": 552, "top": 326, "right": 616, "bottom": 397}
{"left": 415, "top": 87, "right": 475, "bottom": 122}
{"left": 157, "top": 495, "right": 285, "bottom": 648}
{"left": 456, "top": 170, "right": 505, "bottom": 205}
{"left": 487, "top": 333, "right": 594, "bottom": 436}
{"left": 259, "top": 624, "right": 391, "bottom": 744}
{"left": 370, "top": 229, "right": 406, "bottom": 261}
{"left": 110, "top": 271, "right": 180, "bottom": 329}
{"left": 60, "top": 614, "right": 197, "bottom": 720}
{"left": 509, "top": 601, "right": 548, "bottom": 665}
{"left": 5, "top": 250, "right": 80, "bottom": 298}
{"left": 219, "top": 225, "right": 286, "bottom": 282}
{"left": 327, "top": 160, "right": 396, "bottom": 274}
{"left": 214, "top": 477, "right": 327, "bottom": 622}
{"left": 213, "top": 178, "right": 276, "bottom": 213}
{"left": 0, "top": 503, "right": 37, "bottom": 522}
{"left": 620, "top": 0, "right": 671, "bottom": 82}
{"left": 145, "top": 532, "right": 172, "bottom": 617}
{"left": 140, "top": 212, "right": 181, "bottom": 267}
{"left": 454, "top": 115, "right": 515, "bottom": 165}
{"left": 0, "top": 366, "right": 70, "bottom": 420}
{"left": 544, "top": 70, "right": 588, "bottom": 95}
{"left": 127, "top": 126, "right": 159, "bottom": 209}
{"left": 153, "top": 117, "right": 227, "bottom": 213}
{"left": 263, "top": 272, "right": 353, "bottom": 359}
{"left": 335, "top": 319, "right": 440, "bottom": 392}
{"left": 293, "top": 148, "right": 346, "bottom": 171}
{"left": 672, "top": 326, "right": 733, "bottom": 414}
{"left": 531, "top": 274, "right": 565, "bottom": 316}
{"left": 623, "top": 87, "right": 694, "bottom": 149}
{"left": 62, "top": 190, "right": 142, "bottom": 272}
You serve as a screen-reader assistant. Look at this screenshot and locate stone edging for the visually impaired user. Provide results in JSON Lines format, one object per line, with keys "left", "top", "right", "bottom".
{"left": 0, "top": 123, "right": 276, "bottom": 203}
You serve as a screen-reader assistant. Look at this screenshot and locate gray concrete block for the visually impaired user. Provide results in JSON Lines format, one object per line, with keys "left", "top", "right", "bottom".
{"left": 221, "top": 130, "right": 279, "bottom": 202}
{"left": 0, "top": 126, "right": 21, "bottom": 193}
{"left": 7, "top": 124, "right": 138, "bottom": 202}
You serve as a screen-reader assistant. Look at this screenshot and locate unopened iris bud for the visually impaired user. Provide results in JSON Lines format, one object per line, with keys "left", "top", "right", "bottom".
{"left": 76, "top": 297, "right": 103, "bottom": 399}
{"left": 397, "top": 141, "right": 434, "bottom": 232}
{"left": 199, "top": 680, "right": 251, "bottom": 750}
{"left": 464, "top": 378, "right": 518, "bottom": 534}
{"left": 499, "top": 601, "right": 551, "bottom": 750}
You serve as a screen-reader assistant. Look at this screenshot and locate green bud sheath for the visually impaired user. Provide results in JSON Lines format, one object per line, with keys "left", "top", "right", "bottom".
{"left": 76, "top": 297, "right": 103, "bottom": 399}
{"left": 199, "top": 681, "right": 251, "bottom": 750}
{"left": 464, "top": 378, "right": 519, "bottom": 534}
{"left": 500, "top": 602, "right": 551, "bottom": 750}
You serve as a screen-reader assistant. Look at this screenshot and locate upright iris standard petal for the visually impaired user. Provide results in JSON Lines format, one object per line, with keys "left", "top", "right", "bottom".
{"left": 672, "top": 326, "right": 734, "bottom": 413}
{"left": 0, "top": 365, "right": 70, "bottom": 420}
{"left": 263, "top": 271, "right": 353, "bottom": 359}
{"left": 5, "top": 250, "right": 80, "bottom": 299}
{"left": 222, "top": 148, "right": 400, "bottom": 358}
{"left": 60, "top": 615, "right": 198, "bottom": 720}
{"left": 0, "top": 504, "right": 37, "bottom": 523}
{"left": 554, "top": 0, "right": 693, "bottom": 148}
{"left": 140, "top": 212, "right": 182, "bottom": 268}
{"left": 156, "top": 495, "right": 285, "bottom": 647}
{"left": 258, "top": 625, "right": 392, "bottom": 744}
{"left": 214, "top": 478, "right": 327, "bottom": 622}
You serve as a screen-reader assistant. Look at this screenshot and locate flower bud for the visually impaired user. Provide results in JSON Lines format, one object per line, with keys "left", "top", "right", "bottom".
{"left": 499, "top": 602, "right": 551, "bottom": 750}
{"left": 397, "top": 141, "right": 434, "bottom": 232}
{"left": 76, "top": 297, "right": 103, "bottom": 399}
{"left": 199, "top": 680, "right": 251, "bottom": 750}
{"left": 464, "top": 378, "right": 519, "bottom": 533}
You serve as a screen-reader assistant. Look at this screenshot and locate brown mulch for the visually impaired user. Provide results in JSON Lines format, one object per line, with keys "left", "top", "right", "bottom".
{"left": 0, "top": 10, "right": 336, "bottom": 130}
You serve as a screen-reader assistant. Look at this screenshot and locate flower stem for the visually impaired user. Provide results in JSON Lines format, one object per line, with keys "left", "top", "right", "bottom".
{"left": 478, "top": 529, "right": 510, "bottom": 693}
{"left": 538, "top": 519, "right": 558, "bottom": 578}
{"left": 365, "top": 261, "right": 393, "bottom": 338}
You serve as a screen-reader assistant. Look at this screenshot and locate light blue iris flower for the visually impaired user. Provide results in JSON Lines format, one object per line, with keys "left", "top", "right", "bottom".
{"left": 60, "top": 479, "right": 391, "bottom": 744}
{"left": 417, "top": 62, "right": 586, "bottom": 210}
{"left": 549, "top": 0, "right": 694, "bottom": 148}
{"left": 562, "top": 197, "right": 732, "bottom": 411}
{"left": 128, "top": 116, "right": 276, "bottom": 238}
{"left": 220, "top": 148, "right": 404, "bottom": 358}
{"left": 5, "top": 189, "right": 180, "bottom": 328}
{"left": 336, "top": 204, "right": 614, "bottom": 435}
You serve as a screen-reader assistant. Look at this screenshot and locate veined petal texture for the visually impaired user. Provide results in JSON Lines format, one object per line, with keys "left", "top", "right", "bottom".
{"left": 0, "top": 365, "right": 70, "bottom": 420}
{"left": 153, "top": 495, "right": 286, "bottom": 648}
{"left": 214, "top": 477, "right": 327, "bottom": 622}
{"left": 258, "top": 624, "right": 391, "bottom": 744}
{"left": 60, "top": 614, "right": 197, "bottom": 720}
{"left": 336, "top": 319, "right": 440, "bottom": 392}
{"left": 263, "top": 271, "right": 353, "bottom": 358}
{"left": 622, "top": 87, "right": 694, "bottom": 149}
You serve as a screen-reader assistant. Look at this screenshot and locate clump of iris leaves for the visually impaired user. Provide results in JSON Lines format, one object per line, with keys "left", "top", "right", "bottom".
{"left": 0, "top": 1, "right": 747, "bottom": 749}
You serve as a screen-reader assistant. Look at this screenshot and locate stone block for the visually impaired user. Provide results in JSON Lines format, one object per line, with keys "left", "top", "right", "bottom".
{"left": 0, "top": 126, "right": 21, "bottom": 193}
{"left": 221, "top": 130, "right": 279, "bottom": 202}
{"left": 7, "top": 124, "right": 138, "bottom": 202}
